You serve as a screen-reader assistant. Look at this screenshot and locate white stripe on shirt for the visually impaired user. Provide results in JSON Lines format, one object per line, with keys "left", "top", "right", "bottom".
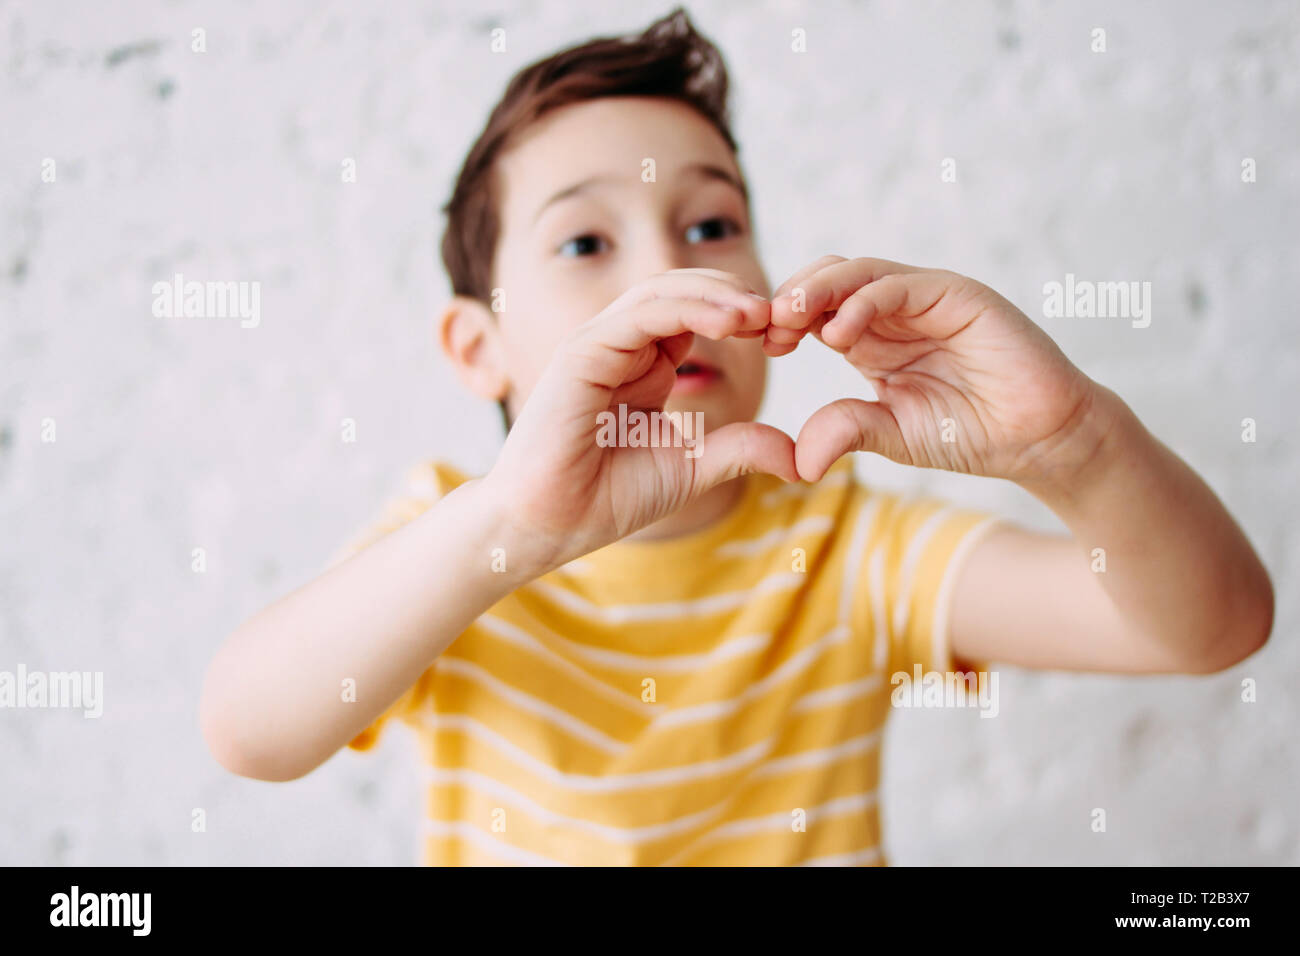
{"left": 651, "top": 625, "right": 851, "bottom": 728}
{"left": 714, "top": 515, "right": 834, "bottom": 557}
{"left": 528, "top": 571, "right": 805, "bottom": 624}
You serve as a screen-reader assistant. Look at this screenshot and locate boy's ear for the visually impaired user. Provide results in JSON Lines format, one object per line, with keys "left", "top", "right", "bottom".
{"left": 438, "top": 295, "right": 510, "bottom": 401}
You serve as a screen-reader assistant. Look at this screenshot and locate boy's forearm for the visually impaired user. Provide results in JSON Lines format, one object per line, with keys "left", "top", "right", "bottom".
{"left": 200, "top": 476, "right": 544, "bottom": 781}
{"left": 1017, "top": 383, "right": 1274, "bottom": 669}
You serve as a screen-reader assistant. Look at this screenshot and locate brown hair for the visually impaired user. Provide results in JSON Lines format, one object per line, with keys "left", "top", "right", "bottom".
{"left": 438, "top": 7, "right": 740, "bottom": 430}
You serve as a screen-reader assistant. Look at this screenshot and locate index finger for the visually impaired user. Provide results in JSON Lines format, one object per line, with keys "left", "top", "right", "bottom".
{"left": 576, "top": 273, "right": 771, "bottom": 354}
{"left": 770, "top": 254, "right": 847, "bottom": 301}
{"left": 770, "top": 257, "right": 925, "bottom": 330}
{"left": 603, "top": 268, "right": 763, "bottom": 315}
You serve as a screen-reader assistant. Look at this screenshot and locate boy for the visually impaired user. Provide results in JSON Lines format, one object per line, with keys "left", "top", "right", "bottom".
{"left": 199, "top": 9, "right": 1273, "bottom": 866}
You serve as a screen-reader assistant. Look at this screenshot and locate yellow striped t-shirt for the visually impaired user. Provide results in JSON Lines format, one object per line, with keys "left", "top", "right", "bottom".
{"left": 341, "top": 456, "right": 1002, "bottom": 866}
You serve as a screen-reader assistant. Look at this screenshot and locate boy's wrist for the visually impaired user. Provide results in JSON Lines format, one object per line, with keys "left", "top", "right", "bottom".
{"left": 1014, "top": 383, "right": 1139, "bottom": 519}
{"left": 432, "top": 475, "right": 558, "bottom": 593}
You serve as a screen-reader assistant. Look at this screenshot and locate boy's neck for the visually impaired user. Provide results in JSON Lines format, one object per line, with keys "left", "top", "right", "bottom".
{"left": 624, "top": 476, "right": 747, "bottom": 542}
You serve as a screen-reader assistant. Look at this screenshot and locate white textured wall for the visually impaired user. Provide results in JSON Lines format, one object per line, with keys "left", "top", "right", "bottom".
{"left": 1, "top": 0, "right": 1296, "bottom": 865}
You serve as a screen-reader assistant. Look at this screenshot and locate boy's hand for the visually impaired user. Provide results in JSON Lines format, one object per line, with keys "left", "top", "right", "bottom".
{"left": 765, "top": 255, "right": 1102, "bottom": 485}
{"left": 482, "top": 269, "right": 798, "bottom": 575}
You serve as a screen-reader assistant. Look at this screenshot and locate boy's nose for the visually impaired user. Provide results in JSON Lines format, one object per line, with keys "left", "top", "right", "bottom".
{"left": 639, "top": 235, "right": 693, "bottom": 277}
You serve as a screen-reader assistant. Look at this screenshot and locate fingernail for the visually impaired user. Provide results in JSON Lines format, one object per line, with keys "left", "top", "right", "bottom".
{"left": 747, "top": 292, "right": 768, "bottom": 300}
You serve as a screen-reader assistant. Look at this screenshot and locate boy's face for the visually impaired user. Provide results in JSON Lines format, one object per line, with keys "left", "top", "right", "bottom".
{"left": 449, "top": 96, "right": 770, "bottom": 432}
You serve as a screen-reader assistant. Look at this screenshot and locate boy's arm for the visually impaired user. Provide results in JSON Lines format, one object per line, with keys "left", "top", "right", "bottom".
{"left": 199, "top": 476, "right": 533, "bottom": 781}
{"left": 949, "top": 384, "right": 1273, "bottom": 674}
{"left": 763, "top": 255, "right": 1273, "bottom": 675}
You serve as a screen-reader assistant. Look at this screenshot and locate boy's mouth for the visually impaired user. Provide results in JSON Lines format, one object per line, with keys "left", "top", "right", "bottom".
{"left": 672, "top": 357, "right": 722, "bottom": 395}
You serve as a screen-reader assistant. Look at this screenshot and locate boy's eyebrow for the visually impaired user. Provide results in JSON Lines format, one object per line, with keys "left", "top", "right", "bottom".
{"left": 683, "top": 162, "right": 749, "bottom": 205}
{"left": 531, "top": 163, "right": 748, "bottom": 225}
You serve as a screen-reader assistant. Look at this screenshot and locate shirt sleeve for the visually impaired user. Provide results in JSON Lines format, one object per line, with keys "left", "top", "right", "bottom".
{"left": 868, "top": 492, "right": 1009, "bottom": 680}
{"left": 329, "top": 462, "right": 449, "bottom": 752}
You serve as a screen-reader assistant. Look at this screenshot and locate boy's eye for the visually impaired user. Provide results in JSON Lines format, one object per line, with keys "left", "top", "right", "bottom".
{"left": 558, "top": 233, "right": 609, "bottom": 258}
{"left": 685, "top": 216, "right": 741, "bottom": 244}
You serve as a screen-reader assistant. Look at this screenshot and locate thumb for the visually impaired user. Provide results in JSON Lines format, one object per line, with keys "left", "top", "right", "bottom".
{"left": 794, "top": 398, "right": 907, "bottom": 481}
{"left": 691, "top": 421, "right": 798, "bottom": 493}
